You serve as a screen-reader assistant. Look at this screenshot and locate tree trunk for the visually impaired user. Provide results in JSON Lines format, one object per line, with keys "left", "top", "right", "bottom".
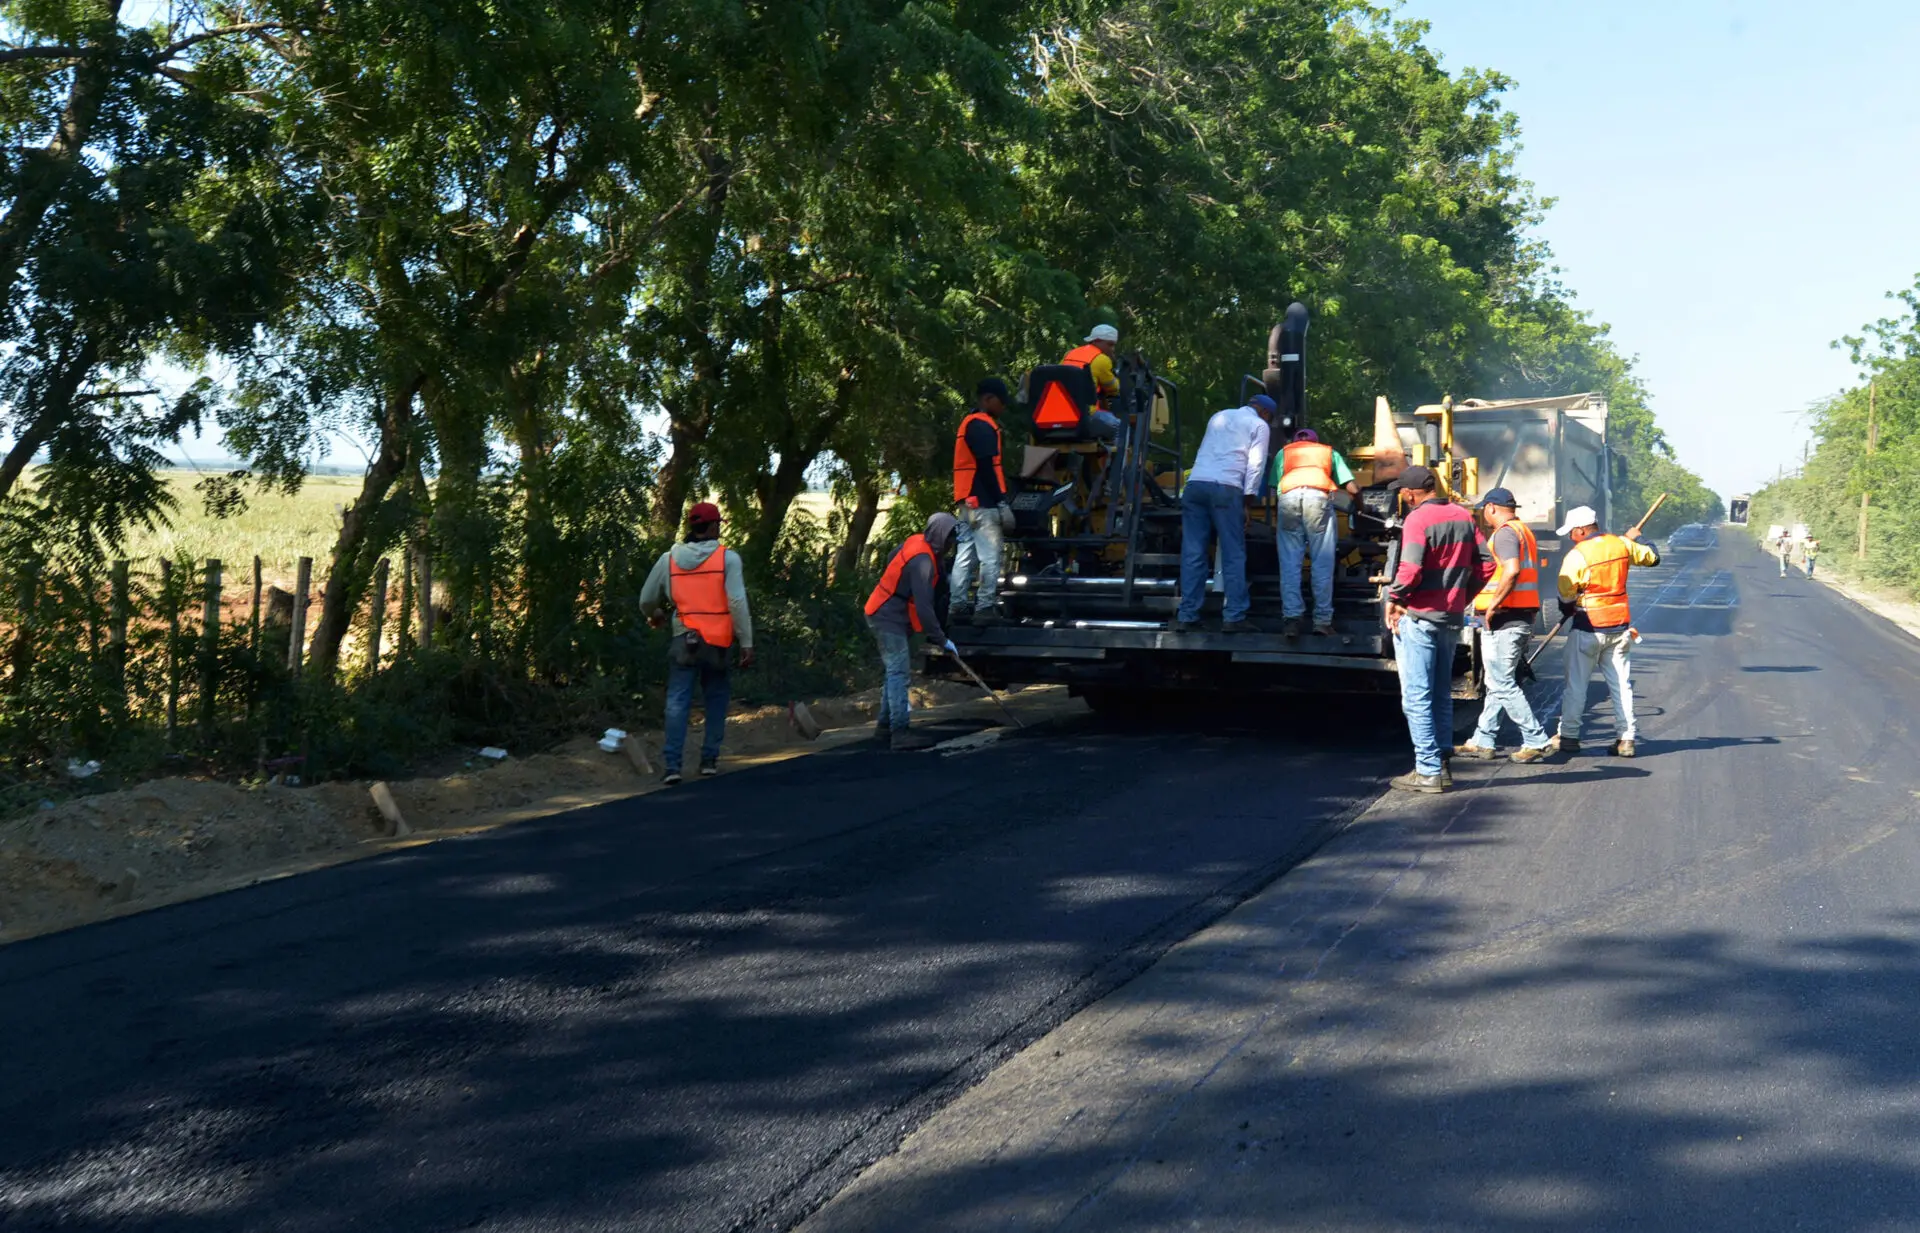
{"left": 744, "top": 365, "right": 859, "bottom": 566}
{"left": 0, "top": 333, "right": 98, "bottom": 499}
{"left": 832, "top": 472, "right": 882, "bottom": 583}
{"left": 0, "top": 1, "right": 124, "bottom": 322}
{"left": 307, "top": 377, "right": 420, "bottom": 679}
{"left": 650, "top": 132, "right": 733, "bottom": 538}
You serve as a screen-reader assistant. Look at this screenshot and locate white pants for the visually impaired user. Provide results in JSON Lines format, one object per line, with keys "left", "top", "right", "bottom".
{"left": 1560, "top": 626, "right": 1635, "bottom": 742}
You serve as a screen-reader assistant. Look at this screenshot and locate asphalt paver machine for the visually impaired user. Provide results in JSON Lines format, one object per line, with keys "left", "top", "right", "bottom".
{"left": 932, "top": 304, "right": 1612, "bottom": 708}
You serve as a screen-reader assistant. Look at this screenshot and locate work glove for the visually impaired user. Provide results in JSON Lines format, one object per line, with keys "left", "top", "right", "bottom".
{"left": 943, "top": 639, "right": 958, "bottom": 655}
{"left": 965, "top": 496, "right": 980, "bottom": 509}
{"left": 1557, "top": 599, "right": 1578, "bottom": 622}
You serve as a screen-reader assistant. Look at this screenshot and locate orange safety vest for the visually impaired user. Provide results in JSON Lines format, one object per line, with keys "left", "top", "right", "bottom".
{"left": 1573, "top": 534, "right": 1633, "bottom": 627}
{"left": 669, "top": 545, "right": 735, "bottom": 648}
{"left": 1061, "top": 344, "right": 1116, "bottom": 408}
{"left": 952, "top": 411, "right": 1007, "bottom": 504}
{"left": 865, "top": 534, "right": 938, "bottom": 633}
{"left": 1474, "top": 520, "right": 1542, "bottom": 612}
{"left": 1278, "top": 441, "right": 1336, "bottom": 494}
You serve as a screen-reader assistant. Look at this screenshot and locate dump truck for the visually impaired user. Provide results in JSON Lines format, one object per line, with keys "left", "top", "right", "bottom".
{"left": 931, "top": 308, "right": 1617, "bottom": 705}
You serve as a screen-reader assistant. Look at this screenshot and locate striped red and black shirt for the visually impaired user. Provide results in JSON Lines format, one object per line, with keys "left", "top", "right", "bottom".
{"left": 1388, "top": 497, "right": 1493, "bottom": 625}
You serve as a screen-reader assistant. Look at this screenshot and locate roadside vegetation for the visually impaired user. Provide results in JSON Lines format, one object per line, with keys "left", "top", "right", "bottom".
{"left": 1750, "top": 278, "right": 1920, "bottom": 598}
{"left": 0, "top": 0, "right": 1716, "bottom": 796}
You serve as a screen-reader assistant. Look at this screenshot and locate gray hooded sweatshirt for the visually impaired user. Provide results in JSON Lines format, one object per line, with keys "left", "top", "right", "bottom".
{"left": 639, "top": 539, "right": 753, "bottom": 649}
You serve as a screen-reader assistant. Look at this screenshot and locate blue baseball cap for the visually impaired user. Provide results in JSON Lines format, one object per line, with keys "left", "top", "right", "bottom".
{"left": 1477, "top": 487, "right": 1519, "bottom": 509}
{"left": 1248, "top": 393, "right": 1277, "bottom": 415}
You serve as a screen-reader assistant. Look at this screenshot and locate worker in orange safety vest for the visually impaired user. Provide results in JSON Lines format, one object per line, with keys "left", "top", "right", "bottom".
{"left": 1454, "top": 487, "right": 1551, "bottom": 763}
{"left": 640, "top": 501, "right": 755, "bottom": 784}
{"left": 1061, "top": 324, "right": 1128, "bottom": 495}
{"left": 1553, "top": 504, "right": 1660, "bottom": 759}
{"left": 949, "top": 377, "right": 1011, "bottom": 629}
{"left": 1271, "top": 428, "right": 1360, "bottom": 637}
{"left": 865, "top": 512, "right": 958, "bottom": 751}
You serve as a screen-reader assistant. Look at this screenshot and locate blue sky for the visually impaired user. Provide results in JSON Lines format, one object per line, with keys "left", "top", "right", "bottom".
{"left": 1395, "top": 0, "right": 1920, "bottom": 499}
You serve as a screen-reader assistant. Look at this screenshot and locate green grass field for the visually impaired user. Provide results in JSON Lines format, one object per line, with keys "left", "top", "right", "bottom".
{"left": 120, "top": 472, "right": 367, "bottom": 589}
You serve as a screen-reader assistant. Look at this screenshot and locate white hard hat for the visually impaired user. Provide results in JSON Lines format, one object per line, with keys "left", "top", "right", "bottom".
{"left": 1556, "top": 505, "right": 1599, "bottom": 536}
{"left": 1084, "top": 324, "right": 1119, "bottom": 344}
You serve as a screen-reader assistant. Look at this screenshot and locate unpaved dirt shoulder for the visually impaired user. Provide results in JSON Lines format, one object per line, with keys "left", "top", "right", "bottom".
{"left": 1, "top": 682, "right": 1071, "bottom": 945}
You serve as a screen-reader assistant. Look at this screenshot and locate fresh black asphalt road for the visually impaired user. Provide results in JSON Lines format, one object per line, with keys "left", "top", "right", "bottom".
{"left": 0, "top": 672, "right": 1403, "bottom": 1230}
{"left": 799, "top": 538, "right": 1920, "bottom": 1233}
{"left": 9, "top": 537, "right": 1919, "bottom": 1233}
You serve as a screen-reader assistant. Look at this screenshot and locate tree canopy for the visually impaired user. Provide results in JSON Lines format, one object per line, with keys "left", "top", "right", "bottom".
{"left": 0, "top": 0, "right": 1723, "bottom": 676}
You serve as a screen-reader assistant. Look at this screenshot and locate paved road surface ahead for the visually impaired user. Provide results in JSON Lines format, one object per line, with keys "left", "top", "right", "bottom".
{"left": 804, "top": 542, "right": 1920, "bottom": 1232}
{"left": 0, "top": 684, "right": 1401, "bottom": 1230}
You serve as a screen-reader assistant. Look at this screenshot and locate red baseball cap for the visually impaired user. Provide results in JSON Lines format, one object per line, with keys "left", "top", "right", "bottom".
{"left": 687, "top": 501, "right": 723, "bottom": 525}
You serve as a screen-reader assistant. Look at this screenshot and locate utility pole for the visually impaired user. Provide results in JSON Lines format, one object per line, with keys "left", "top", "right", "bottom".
{"left": 1858, "top": 379, "right": 1877, "bottom": 560}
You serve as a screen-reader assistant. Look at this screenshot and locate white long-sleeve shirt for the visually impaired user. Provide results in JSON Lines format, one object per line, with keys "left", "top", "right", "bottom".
{"left": 1187, "top": 406, "right": 1270, "bottom": 495}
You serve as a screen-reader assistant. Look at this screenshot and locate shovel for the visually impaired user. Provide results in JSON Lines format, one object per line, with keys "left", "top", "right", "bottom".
{"left": 1516, "top": 614, "right": 1571, "bottom": 685}
{"left": 946, "top": 646, "right": 1026, "bottom": 729}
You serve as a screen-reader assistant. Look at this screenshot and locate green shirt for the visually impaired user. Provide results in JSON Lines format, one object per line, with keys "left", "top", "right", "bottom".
{"left": 1270, "top": 446, "right": 1354, "bottom": 488}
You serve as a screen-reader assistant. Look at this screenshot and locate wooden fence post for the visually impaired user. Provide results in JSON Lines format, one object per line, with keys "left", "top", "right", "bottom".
{"left": 249, "top": 555, "right": 263, "bottom": 655}
{"left": 108, "top": 560, "right": 130, "bottom": 721}
{"left": 199, "top": 559, "right": 222, "bottom": 743}
{"left": 161, "top": 559, "right": 179, "bottom": 745}
{"left": 288, "top": 556, "right": 312, "bottom": 674}
{"left": 366, "top": 556, "right": 389, "bottom": 674}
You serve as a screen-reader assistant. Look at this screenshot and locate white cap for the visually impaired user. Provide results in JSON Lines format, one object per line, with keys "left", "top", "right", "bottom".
{"left": 1084, "top": 324, "right": 1119, "bottom": 344}
{"left": 1556, "top": 505, "right": 1599, "bottom": 536}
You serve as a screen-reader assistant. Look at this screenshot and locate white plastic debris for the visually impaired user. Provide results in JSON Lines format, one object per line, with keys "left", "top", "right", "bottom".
{"left": 597, "top": 728, "right": 628, "bottom": 753}
{"left": 66, "top": 759, "right": 101, "bottom": 780}
{"left": 477, "top": 746, "right": 509, "bottom": 761}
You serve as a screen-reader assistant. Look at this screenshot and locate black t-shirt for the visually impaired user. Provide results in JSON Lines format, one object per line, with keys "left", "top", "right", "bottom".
{"left": 963, "top": 415, "right": 1005, "bottom": 505}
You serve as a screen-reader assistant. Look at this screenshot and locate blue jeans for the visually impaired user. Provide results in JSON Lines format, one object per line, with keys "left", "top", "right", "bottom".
{"left": 874, "top": 627, "right": 913, "bottom": 729}
{"left": 663, "top": 661, "right": 730, "bottom": 769}
{"left": 950, "top": 504, "right": 1006, "bottom": 612}
{"left": 1394, "top": 615, "right": 1459, "bottom": 775}
{"left": 1091, "top": 411, "right": 1128, "bottom": 497}
{"left": 1470, "top": 621, "right": 1549, "bottom": 750}
{"left": 1277, "top": 488, "right": 1336, "bottom": 622}
{"left": 1178, "top": 481, "right": 1249, "bottom": 622}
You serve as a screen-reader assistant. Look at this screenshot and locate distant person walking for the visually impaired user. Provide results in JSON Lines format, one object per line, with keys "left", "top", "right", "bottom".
{"left": 1272, "top": 428, "right": 1360, "bottom": 637}
{"left": 640, "top": 502, "right": 754, "bottom": 785}
{"left": 866, "top": 512, "right": 959, "bottom": 751}
{"left": 1554, "top": 505, "right": 1660, "bottom": 759}
{"left": 1384, "top": 466, "right": 1493, "bottom": 793}
{"left": 1455, "top": 488, "right": 1551, "bottom": 763}
{"left": 1803, "top": 537, "right": 1819, "bottom": 578}
{"left": 1777, "top": 535, "right": 1791, "bottom": 577}
{"left": 1171, "top": 394, "right": 1274, "bottom": 633}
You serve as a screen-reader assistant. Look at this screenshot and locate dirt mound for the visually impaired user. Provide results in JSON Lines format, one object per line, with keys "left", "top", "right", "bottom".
{"left": 0, "top": 679, "right": 990, "bottom": 942}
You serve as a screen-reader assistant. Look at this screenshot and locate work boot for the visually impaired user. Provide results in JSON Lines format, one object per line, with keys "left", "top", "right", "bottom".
{"left": 661, "top": 768, "right": 683, "bottom": 787}
{"left": 1612, "top": 738, "right": 1637, "bottom": 758}
{"left": 946, "top": 607, "right": 973, "bottom": 628}
{"left": 699, "top": 755, "right": 719, "bottom": 777}
{"left": 891, "top": 728, "right": 938, "bottom": 752}
{"left": 871, "top": 722, "right": 892, "bottom": 745}
{"left": 1441, "top": 765, "right": 1454, "bottom": 787}
{"left": 1510, "top": 746, "right": 1549, "bottom": 764}
{"left": 1219, "top": 619, "right": 1255, "bottom": 634}
{"left": 1169, "top": 618, "right": 1201, "bottom": 633}
{"left": 1311, "top": 621, "right": 1335, "bottom": 637}
{"left": 1453, "top": 743, "right": 1499, "bottom": 761}
{"left": 1282, "top": 616, "right": 1302, "bottom": 638}
{"left": 1547, "top": 735, "right": 1579, "bottom": 757}
{"left": 1390, "top": 770, "right": 1447, "bottom": 794}
{"left": 971, "top": 609, "right": 1004, "bottom": 628}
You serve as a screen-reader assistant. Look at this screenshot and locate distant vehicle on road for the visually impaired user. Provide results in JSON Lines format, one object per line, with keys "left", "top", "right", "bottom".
{"left": 1727, "top": 494, "right": 1750, "bottom": 524}
{"left": 1667, "top": 523, "right": 1718, "bottom": 552}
